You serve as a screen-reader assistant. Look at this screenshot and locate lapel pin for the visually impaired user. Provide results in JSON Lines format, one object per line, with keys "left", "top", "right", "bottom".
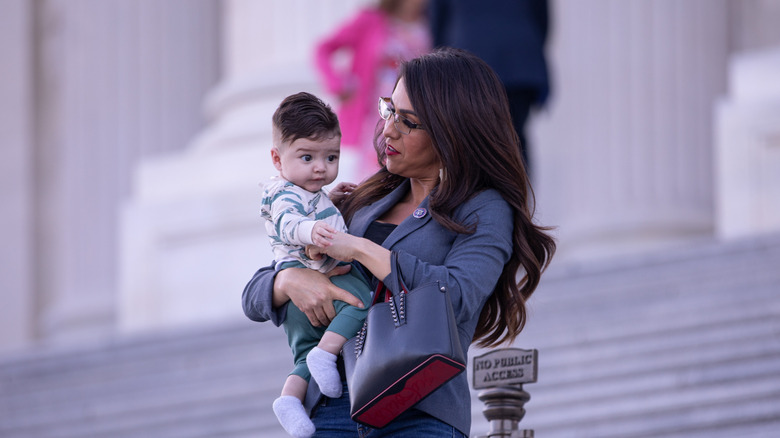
{"left": 413, "top": 208, "right": 427, "bottom": 219}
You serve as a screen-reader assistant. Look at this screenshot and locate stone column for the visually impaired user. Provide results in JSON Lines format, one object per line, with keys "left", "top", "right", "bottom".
{"left": 714, "top": 48, "right": 780, "bottom": 238}
{"left": 0, "top": 0, "right": 35, "bottom": 350}
{"left": 33, "top": 0, "right": 219, "bottom": 343}
{"left": 713, "top": 1, "right": 780, "bottom": 238}
{"left": 534, "top": 0, "right": 729, "bottom": 259}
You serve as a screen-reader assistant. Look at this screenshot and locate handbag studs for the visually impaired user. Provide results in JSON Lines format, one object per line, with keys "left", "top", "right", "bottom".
{"left": 354, "top": 322, "right": 367, "bottom": 358}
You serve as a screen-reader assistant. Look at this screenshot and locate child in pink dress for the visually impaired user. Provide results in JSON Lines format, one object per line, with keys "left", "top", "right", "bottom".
{"left": 315, "top": 0, "right": 431, "bottom": 181}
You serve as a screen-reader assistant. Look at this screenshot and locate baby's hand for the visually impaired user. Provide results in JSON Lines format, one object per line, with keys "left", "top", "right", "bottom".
{"left": 311, "top": 221, "right": 337, "bottom": 248}
{"left": 305, "top": 244, "right": 324, "bottom": 261}
{"left": 329, "top": 182, "right": 358, "bottom": 203}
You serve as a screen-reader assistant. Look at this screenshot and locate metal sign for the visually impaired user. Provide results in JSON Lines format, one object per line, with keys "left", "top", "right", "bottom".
{"left": 472, "top": 348, "right": 538, "bottom": 390}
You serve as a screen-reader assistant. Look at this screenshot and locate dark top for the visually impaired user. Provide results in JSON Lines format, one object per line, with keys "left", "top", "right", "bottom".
{"left": 363, "top": 220, "right": 397, "bottom": 246}
{"left": 353, "top": 220, "right": 397, "bottom": 288}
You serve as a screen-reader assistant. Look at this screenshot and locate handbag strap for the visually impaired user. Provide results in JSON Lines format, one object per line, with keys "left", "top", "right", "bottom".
{"left": 371, "top": 282, "right": 389, "bottom": 306}
{"left": 386, "top": 251, "right": 409, "bottom": 326}
{"left": 353, "top": 252, "right": 411, "bottom": 357}
{"left": 372, "top": 250, "right": 409, "bottom": 303}
{"left": 371, "top": 280, "right": 406, "bottom": 328}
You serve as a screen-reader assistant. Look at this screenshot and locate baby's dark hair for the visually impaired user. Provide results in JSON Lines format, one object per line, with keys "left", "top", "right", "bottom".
{"left": 272, "top": 92, "right": 340, "bottom": 145}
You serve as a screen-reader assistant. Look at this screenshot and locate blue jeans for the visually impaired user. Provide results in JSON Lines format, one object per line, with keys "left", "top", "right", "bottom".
{"left": 311, "top": 382, "right": 467, "bottom": 438}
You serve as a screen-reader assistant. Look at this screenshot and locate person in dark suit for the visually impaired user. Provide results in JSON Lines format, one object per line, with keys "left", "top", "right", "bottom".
{"left": 429, "top": 0, "right": 551, "bottom": 176}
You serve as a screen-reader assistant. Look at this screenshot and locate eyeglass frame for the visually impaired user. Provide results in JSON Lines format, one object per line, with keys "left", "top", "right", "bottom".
{"left": 378, "top": 97, "right": 424, "bottom": 135}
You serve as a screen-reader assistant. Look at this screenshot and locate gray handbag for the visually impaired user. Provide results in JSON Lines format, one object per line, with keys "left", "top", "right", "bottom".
{"left": 342, "top": 251, "right": 466, "bottom": 428}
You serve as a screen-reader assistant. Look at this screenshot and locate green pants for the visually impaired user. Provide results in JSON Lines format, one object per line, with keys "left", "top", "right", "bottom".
{"left": 280, "top": 261, "right": 372, "bottom": 381}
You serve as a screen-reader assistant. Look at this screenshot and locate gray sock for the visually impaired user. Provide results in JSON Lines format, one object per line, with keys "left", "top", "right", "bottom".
{"left": 272, "top": 395, "right": 315, "bottom": 438}
{"left": 306, "top": 347, "right": 342, "bottom": 398}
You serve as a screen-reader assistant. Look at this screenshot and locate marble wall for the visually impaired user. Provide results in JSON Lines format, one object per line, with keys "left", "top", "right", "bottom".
{"left": 0, "top": 0, "right": 220, "bottom": 348}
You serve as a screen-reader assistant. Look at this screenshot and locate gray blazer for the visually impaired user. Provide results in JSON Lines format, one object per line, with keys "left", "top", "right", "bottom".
{"left": 242, "top": 180, "right": 513, "bottom": 435}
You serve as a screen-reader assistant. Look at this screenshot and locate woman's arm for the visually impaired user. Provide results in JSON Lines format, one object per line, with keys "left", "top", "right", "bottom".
{"left": 241, "top": 263, "right": 364, "bottom": 327}
{"left": 242, "top": 264, "right": 283, "bottom": 325}
{"left": 323, "top": 191, "right": 512, "bottom": 324}
{"left": 320, "top": 232, "right": 392, "bottom": 282}
{"left": 387, "top": 192, "right": 513, "bottom": 324}
{"left": 414, "top": 195, "right": 512, "bottom": 323}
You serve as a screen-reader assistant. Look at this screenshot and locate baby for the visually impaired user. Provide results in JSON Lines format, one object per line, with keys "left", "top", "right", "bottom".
{"left": 261, "top": 92, "right": 371, "bottom": 437}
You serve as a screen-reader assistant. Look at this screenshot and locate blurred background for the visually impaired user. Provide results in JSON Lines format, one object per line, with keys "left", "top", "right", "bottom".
{"left": 1, "top": 0, "right": 779, "bottom": 437}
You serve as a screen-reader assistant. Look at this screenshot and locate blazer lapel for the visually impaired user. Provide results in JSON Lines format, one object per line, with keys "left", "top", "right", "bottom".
{"left": 348, "top": 179, "right": 433, "bottom": 250}
{"left": 348, "top": 180, "right": 410, "bottom": 238}
{"left": 381, "top": 196, "right": 432, "bottom": 250}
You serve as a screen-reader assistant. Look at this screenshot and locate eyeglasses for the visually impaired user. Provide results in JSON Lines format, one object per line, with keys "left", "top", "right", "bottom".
{"left": 378, "top": 97, "right": 424, "bottom": 135}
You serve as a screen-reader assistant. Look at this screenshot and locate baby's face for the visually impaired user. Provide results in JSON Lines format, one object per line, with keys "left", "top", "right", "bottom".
{"left": 273, "top": 135, "right": 341, "bottom": 193}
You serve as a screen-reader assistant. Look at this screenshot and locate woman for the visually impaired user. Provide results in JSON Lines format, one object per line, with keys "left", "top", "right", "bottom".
{"left": 243, "top": 48, "right": 555, "bottom": 437}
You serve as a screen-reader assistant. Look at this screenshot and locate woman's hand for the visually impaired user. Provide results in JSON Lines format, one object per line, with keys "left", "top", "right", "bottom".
{"left": 324, "top": 231, "right": 392, "bottom": 281}
{"left": 321, "top": 231, "right": 362, "bottom": 263}
{"left": 273, "top": 265, "right": 364, "bottom": 327}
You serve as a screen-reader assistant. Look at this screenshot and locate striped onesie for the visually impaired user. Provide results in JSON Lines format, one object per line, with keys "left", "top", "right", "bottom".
{"left": 260, "top": 177, "right": 371, "bottom": 381}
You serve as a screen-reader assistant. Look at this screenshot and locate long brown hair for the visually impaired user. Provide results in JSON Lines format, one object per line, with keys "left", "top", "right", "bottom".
{"left": 340, "top": 48, "right": 556, "bottom": 348}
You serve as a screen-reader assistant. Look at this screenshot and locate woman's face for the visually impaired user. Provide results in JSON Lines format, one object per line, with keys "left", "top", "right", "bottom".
{"left": 382, "top": 77, "right": 440, "bottom": 181}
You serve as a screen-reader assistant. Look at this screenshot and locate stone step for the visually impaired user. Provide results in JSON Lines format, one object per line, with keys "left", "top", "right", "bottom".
{"left": 535, "top": 252, "right": 780, "bottom": 314}
{"left": 533, "top": 347, "right": 780, "bottom": 413}
{"left": 0, "top": 322, "right": 265, "bottom": 384}
{"left": 671, "top": 417, "right": 780, "bottom": 438}
{"left": 469, "top": 302, "right": 779, "bottom": 396}
{"left": 467, "top": 234, "right": 780, "bottom": 438}
{"left": 541, "top": 298, "right": 779, "bottom": 363}
{"left": 0, "top": 327, "right": 287, "bottom": 406}
{"left": 2, "top": 366, "right": 262, "bottom": 428}
{"left": 7, "top": 403, "right": 284, "bottom": 438}
{"left": 1, "top": 341, "right": 277, "bottom": 408}
{"left": 0, "top": 323, "right": 292, "bottom": 438}
{"left": 537, "top": 237, "right": 780, "bottom": 313}
{"left": 543, "top": 233, "right": 780, "bottom": 285}
{"left": 522, "top": 281, "right": 779, "bottom": 352}
{"left": 2, "top": 233, "right": 779, "bottom": 438}
{"left": 533, "top": 389, "right": 780, "bottom": 438}
{"left": 469, "top": 318, "right": 780, "bottom": 434}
